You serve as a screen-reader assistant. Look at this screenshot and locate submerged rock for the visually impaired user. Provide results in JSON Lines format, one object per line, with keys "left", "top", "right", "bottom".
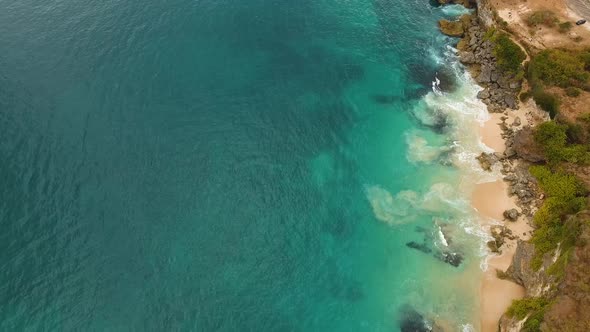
{"left": 398, "top": 305, "right": 435, "bottom": 332}
{"left": 436, "top": 251, "right": 463, "bottom": 267}
{"left": 406, "top": 241, "right": 432, "bottom": 254}
{"left": 371, "top": 94, "right": 400, "bottom": 105}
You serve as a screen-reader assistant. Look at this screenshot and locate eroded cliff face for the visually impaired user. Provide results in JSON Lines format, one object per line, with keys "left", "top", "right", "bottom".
{"left": 506, "top": 240, "right": 558, "bottom": 298}
{"left": 475, "top": 0, "right": 494, "bottom": 27}
{"left": 542, "top": 214, "right": 590, "bottom": 331}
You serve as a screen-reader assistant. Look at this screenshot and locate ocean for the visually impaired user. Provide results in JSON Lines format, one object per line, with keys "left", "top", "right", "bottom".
{"left": 0, "top": 0, "right": 493, "bottom": 330}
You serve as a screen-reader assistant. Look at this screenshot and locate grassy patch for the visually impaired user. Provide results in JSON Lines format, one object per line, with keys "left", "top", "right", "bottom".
{"left": 565, "top": 86, "right": 581, "bottom": 97}
{"left": 526, "top": 10, "right": 558, "bottom": 27}
{"left": 558, "top": 21, "right": 573, "bottom": 33}
{"left": 528, "top": 164, "right": 588, "bottom": 269}
{"left": 528, "top": 49, "right": 589, "bottom": 88}
{"left": 534, "top": 121, "right": 590, "bottom": 164}
{"left": 507, "top": 296, "right": 549, "bottom": 318}
{"left": 485, "top": 29, "right": 526, "bottom": 77}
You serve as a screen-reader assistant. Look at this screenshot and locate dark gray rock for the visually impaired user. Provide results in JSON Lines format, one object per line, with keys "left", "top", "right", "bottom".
{"left": 503, "top": 208, "right": 519, "bottom": 221}
{"left": 505, "top": 95, "right": 517, "bottom": 109}
{"left": 477, "top": 89, "right": 490, "bottom": 99}
{"left": 476, "top": 66, "right": 492, "bottom": 83}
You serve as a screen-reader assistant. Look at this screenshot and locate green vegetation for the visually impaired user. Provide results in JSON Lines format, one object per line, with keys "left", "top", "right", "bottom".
{"left": 485, "top": 29, "right": 526, "bottom": 77}
{"left": 528, "top": 49, "right": 589, "bottom": 88}
{"left": 520, "top": 90, "right": 531, "bottom": 102}
{"left": 558, "top": 21, "right": 573, "bottom": 33}
{"left": 507, "top": 296, "right": 550, "bottom": 331}
{"left": 531, "top": 88, "right": 559, "bottom": 118}
{"left": 528, "top": 164, "right": 587, "bottom": 269}
{"left": 526, "top": 10, "right": 557, "bottom": 27}
{"left": 526, "top": 49, "right": 590, "bottom": 116}
{"left": 533, "top": 121, "right": 590, "bottom": 164}
{"left": 579, "top": 112, "right": 590, "bottom": 124}
{"left": 565, "top": 86, "right": 581, "bottom": 97}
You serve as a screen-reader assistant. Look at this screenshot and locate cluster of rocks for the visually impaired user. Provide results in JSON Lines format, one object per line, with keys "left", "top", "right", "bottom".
{"left": 476, "top": 116, "right": 543, "bottom": 218}
{"left": 454, "top": 17, "right": 522, "bottom": 112}
{"left": 487, "top": 225, "right": 516, "bottom": 253}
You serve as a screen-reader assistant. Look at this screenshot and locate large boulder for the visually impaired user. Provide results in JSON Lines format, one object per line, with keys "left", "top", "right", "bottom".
{"left": 503, "top": 208, "right": 519, "bottom": 221}
{"left": 439, "top": 19, "right": 464, "bottom": 37}
{"left": 458, "top": 51, "right": 476, "bottom": 64}
{"left": 512, "top": 127, "right": 545, "bottom": 163}
{"left": 476, "top": 65, "right": 493, "bottom": 83}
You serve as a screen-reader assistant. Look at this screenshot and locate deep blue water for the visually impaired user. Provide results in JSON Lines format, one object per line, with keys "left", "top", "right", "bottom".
{"left": 0, "top": 0, "right": 480, "bottom": 330}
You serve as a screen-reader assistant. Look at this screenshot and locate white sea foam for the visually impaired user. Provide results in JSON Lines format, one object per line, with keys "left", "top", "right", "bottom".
{"left": 441, "top": 4, "right": 473, "bottom": 17}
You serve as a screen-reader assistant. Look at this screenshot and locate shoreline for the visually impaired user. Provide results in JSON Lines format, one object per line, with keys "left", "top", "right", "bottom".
{"left": 473, "top": 108, "right": 532, "bottom": 332}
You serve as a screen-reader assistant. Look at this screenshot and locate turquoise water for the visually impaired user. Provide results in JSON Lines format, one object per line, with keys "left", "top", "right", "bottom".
{"left": 0, "top": 0, "right": 488, "bottom": 331}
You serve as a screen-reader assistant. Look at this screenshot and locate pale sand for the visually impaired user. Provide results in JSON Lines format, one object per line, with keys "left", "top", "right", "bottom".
{"left": 473, "top": 108, "right": 534, "bottom": 332}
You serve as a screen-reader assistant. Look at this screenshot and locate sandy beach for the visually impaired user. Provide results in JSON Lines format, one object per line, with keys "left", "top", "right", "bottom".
{"left": 473, "top": 108, "right": 534, "bottom": 332}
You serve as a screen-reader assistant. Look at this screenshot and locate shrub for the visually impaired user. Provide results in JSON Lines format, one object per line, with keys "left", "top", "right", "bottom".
{"left": 529, "top": 165, "right": 588, "bottom": 269}
{"left": 558, "top": 21, "right": 573, "bottom": 33}
{"left": 526, "top": 10, "right": 557, "bottom": 27}
{"left": 564, "top": 122, "right": 585, "bottom": 143}
{"left": 534, "top": 122, "right": 590, "bottom": 163}
{"left": 493, "top": 32, "right": 526, "bottom": 76}
{"left": 520, "top": 90, "right": 531, "bottom": 102}
{"left": 506, "top": 297, "right": 549, "bottom": 320}
{"left": 532, "top": 89, "right": 559, "bottom": 118}
{"left": 565, "top": 86, "right": 581, "bottom": 97}
{"left": 578, "top": 112, "right": 590, "bottom": 123}
{"left": 528, "top": 49, "right": 589, "bottom": 87}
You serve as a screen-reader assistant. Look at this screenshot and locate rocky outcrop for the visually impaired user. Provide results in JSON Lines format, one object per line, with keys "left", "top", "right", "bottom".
{"left": 476, "top": 152, "right": 498, "bottom": 171}
{"left": 456, "top": 18, "right": 522, "bottom": 112}
{"left": 505, "top": 240, "right": 558, "bottom": 297}
{"left": 488, "top": 225, "right": 515, "bottom": 253}
{"left": 439, "top": 19, "right": 465, "bottom": 37}
{"left": 512, "top": 127, "right": 545, "bottom": 163}
{"left": 438, "top": 14, "right": 473, "bottom": 37}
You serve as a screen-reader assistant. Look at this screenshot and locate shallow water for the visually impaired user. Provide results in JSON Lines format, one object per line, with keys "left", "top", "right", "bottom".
{"left": 0, "top": 0, "right": 488, "bottom": 330}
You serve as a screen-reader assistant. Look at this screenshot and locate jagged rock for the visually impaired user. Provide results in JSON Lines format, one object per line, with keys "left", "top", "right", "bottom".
{"left": 504, "top": 174, "right": 517, "bottom": 182}
{"left": 487, "top": 240, "right": 501, "bottom": 253}
{"left": 504, "top": 95, "right": 517, "bottom": 109}
{"left": 477, "top": 152, "right": 497, "bottom": 171}
{"left": 459, "top": 51, "right": 476, "bottom": 64}
{"left": 504, "top": 147, "right": 517, "bottom": 158}
{"left": 457, "top": 38, "right": 469, "bottom": 51}
{"left": 503, "top": 208, "right": 519, "bottom": 221}
{"left": 477, "top": 89, "right": 490, "bottom": 99}
{"left": 439, "top": 19, "right": 464, "bottom": 37}
{"left": 476, "top": 66, "right": 493, "bottom": 83}
{"left": 512, "top": 116, "right": 521, "bottom": 127}
{"left": 513, "top": 127, "right": 545, "bottom": 163}
{"left": 490, "top": 70, "right": 499, "bottom": 82}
